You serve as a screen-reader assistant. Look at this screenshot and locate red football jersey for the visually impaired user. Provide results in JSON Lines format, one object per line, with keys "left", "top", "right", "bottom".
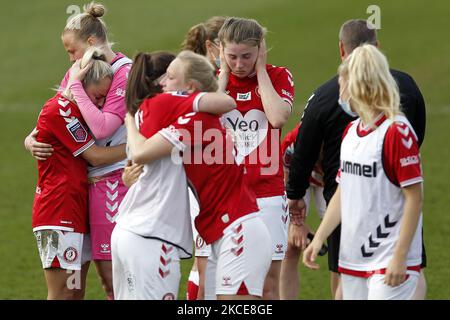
{"left": 33, "top": 94, "right": 94, "bottom": 233}
{"left": 159, "top": 111, "right": 259, "bottom": 244}
{"left": 223, "top": 64, "right": 295, "bottom": 198}
{"left": 138, "top": 91, "right": 200, "bottom": 138}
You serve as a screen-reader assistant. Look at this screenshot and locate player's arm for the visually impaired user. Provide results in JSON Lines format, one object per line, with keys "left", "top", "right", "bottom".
{"left": 303, "top": 185, "right": 342, "bottom": 270}
{"left": 125, "top": 113, "right": 173, "bottom": 165}
{"left": 385, "top": 183, "right": 423, "bottom": 287}
{"left": 195, "top": 92, "right": 236, "bottom": 115}
{"left": 255, "top": 40, "right": 291, "bottom": 128}
{"left": 287, "top": 95, "right": 323, "bottom": 202}
{"left": 80, "top": 144, "right": 127, "bottom": 167}
{"left": 69, "top": 60, "right": 125, "bottom": 139}
{"left": 24, "top": 127, "right": 54, "bottom": 160}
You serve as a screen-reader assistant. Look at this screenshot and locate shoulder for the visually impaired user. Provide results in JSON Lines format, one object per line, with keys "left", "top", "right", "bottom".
{"left": 267, "top": 65, "right": 294, "bottom": 80}
{"left": 314, "top": 75, "right": 339, "bottom": 97}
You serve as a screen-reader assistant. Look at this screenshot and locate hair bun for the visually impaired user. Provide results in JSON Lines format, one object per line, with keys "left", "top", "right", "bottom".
{"left": 84, "top": 2, "right": 106, "bottom": 18}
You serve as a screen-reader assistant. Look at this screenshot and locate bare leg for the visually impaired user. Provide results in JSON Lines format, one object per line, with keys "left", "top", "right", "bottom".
{"left": 94, "top": 260, "right": 114, "bottom": 299}
{"left": 263, "top": 260, "right": 282, "bottom": 300}
{"left": 280, "top": 245, "right": 301, "bottom": 299}
{"left": 44, "top": 261, "right": 90, "bottom": 300}
{"left": 197, "top": 256, "right": 208, "bottom": 300}
{"left": 330, "top": 272, "right": 342, "bottom": 300}
{"left": 411, "top": 270, "right": 427, "bottom": 300}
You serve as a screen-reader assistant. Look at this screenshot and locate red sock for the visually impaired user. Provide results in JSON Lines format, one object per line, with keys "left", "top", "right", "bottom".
{"left": 186, "top": 280, "right": 199, "bottom": 300}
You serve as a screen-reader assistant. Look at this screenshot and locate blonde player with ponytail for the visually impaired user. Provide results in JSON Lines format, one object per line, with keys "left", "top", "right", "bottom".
{"left": 304, "top": 45, "right": 424, "bottom": 300}
{"left": 26, "top": 2, "right": 132, "bottom": 299}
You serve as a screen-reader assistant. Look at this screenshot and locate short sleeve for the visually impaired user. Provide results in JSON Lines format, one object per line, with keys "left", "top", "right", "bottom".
{"left": 271, "top": 67, "right": 295, "bottom": 107}
{"left": 383, "top": 122, "right": 423, "bottom": 187}
{"left": 48, "top": 98, "right": 94, "bottom": 156}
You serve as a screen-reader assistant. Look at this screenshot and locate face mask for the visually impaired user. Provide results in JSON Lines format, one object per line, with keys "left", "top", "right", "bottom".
{"left": 338, "top": 98, "right": 358, "bottom": 117}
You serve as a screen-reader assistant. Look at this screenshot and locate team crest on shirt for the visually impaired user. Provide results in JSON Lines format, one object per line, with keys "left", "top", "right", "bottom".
{"left": 66, "top": 118, "right": 88, "bottom": 143}
{"left": 63, "top": 247, "right": 78, "bottom": 263}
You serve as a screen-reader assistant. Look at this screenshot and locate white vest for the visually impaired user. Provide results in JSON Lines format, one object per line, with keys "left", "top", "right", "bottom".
{"left": 339, "top": 115, "right": 422, "bottom": 271}
{"left": 88, "top": 57, "right": 133, "bottom": 178}
{"left": 114, "top": 113, "right": 193, "bottom": 258}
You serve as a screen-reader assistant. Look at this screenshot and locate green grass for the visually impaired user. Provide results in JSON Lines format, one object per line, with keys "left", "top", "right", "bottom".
{"left": 1, "top": 0, "right": 449, "bottom": 299}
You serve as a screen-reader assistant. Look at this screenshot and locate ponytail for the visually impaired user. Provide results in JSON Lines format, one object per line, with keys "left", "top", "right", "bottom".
{"left": 125, "top": 51, "right": 176, "bottom": 115}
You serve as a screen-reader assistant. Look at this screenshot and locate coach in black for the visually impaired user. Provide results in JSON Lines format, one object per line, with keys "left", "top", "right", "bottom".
{"left": 286, "top": 19, "right": 426, "bottom": 299}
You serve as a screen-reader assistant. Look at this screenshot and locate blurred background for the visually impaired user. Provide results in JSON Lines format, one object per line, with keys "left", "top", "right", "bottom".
{"left": 0, "top": 0, "right": 448, "bottom": 299}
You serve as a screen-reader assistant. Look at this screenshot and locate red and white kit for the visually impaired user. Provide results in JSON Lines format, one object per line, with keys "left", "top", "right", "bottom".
{"left": 33, "top": 94, "right": 94, "bottom": 270}
{"left": 337, "top": 114, "right": 423, "bottom": 300}
{"left": 223, "top": 65, "right": 295, "bottom": 259}
{"left": 112, "top": 92, "right": 204, "bottom": 300}
{"left": 160, "top": 109, "right": 272, "bottom": 298}
{"left": 281, "top": 124, "right": 326, "bottom": 217}
{"left": 62, "top": 54, "right": 133, "bottom": 261}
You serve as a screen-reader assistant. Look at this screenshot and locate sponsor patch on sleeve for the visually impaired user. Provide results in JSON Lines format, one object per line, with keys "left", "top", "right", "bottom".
{"left": 66, "top": 118, "right": 88, "bottom": 143}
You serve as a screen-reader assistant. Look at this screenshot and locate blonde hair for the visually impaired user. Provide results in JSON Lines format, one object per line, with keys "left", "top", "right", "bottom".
{"left": 63, "top": 2, "right": 109, "bottom": 45}
{"left": 218, "top": 17, "right": 267, "bottom": 47}
{"left": 181, "top": 16, "right": 226, "bottom": 56}
{"left": 338, "top": 44, "right": 400, "bottom": 127}
{"left": 62, "top": 47, "right": 113, "bottom": 100}
{"left": 177, "top": 50, "right": 218, "bottom": 92}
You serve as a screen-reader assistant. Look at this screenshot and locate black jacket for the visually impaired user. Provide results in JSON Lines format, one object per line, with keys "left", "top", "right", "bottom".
{"left": 286, "top": 69, "right": 426, "bottom": 203}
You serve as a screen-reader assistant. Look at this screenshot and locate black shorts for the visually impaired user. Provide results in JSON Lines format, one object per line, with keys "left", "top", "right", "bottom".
{"left": 327, "top": 225, "right": 427, "bottom": 273}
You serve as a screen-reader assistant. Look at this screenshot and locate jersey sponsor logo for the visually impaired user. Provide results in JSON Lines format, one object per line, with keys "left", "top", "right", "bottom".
{"left": 100, "top": 243, "right": 110, "bottom": 254}
{"left": 237, "top": 92, "right": 252, "bottom": 101}
{"left": 340, "top": 160, "right": 377, "bottom": 178}
{"left": 66, "top": 118, "right": 88, "bottom": 143}
{"left": 63, "top": 247, "right": 78, "bottom": 263}
{"left": 170, "top": 91, "right": 189, "bottom": 97}
{"left": 282, "top": 89, "right": 294, "bottom": 102}
{"left": 116, "top": 88, "right": 126, "bottom": 97}
{"left": 400, "top": 155, "right": 419, "bottom": 167}
{"left": 223, "top": 109, "right": 268, "bottom": 164}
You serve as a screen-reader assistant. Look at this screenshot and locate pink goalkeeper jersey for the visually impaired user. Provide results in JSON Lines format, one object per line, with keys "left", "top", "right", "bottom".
{"left": 59, "top": 52, "right": 131, "bottom": 134}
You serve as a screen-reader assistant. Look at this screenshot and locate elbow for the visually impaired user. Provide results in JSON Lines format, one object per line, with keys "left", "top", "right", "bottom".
{"left": 131, "top": 152, "right": 147, "bottom": 165}
{"left": 269, "top": 111, "right": 290, "bottom": 129}
{"left": 87, "top": 155, "right": 104, "bottom": 167}
{"left": 223, "top": 97, "right": 237, "bottom": 112}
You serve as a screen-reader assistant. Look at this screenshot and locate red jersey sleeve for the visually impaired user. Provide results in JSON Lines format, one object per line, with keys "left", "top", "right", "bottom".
{"left": 383, "top": 122, "right": 423, "bottom": 187}
{"left": 47, "top": 97, "right": 94, "bottom": 156}
{"left": 281, "top": 124, "right": 300, "bottom": 168}
{"left": 139, "top": 92, "right": 202, "bottom": 138}
{"left": 270, "top": 66, "right": 295, "bottom": 108}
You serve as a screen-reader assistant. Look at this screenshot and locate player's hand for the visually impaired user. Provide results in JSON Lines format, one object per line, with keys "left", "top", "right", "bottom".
{"left": 219, "top": 43, "right": 230, "bottom": 74}
{"left": 302, "top": 239, "right": 322, "bottom": 270}
{"left": 384, "top": 257, "right": 407, "bottom": 287}
{"left": 70, "top": 59, "right": 93, "bottom": 82}
{"left": 288, "top": 222, "right": 310, "bottom": 250}
{"left": 288, "top": 198, "right": 306, "bottom": 225}
{"left": 25, "top": 128, "right": 53, "bottom": 161}
{"left": 255, "top": 38, "right": 267, "bottom": 73}
{"left": 122, "top": 160, "right": 143, "bottom": 187}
